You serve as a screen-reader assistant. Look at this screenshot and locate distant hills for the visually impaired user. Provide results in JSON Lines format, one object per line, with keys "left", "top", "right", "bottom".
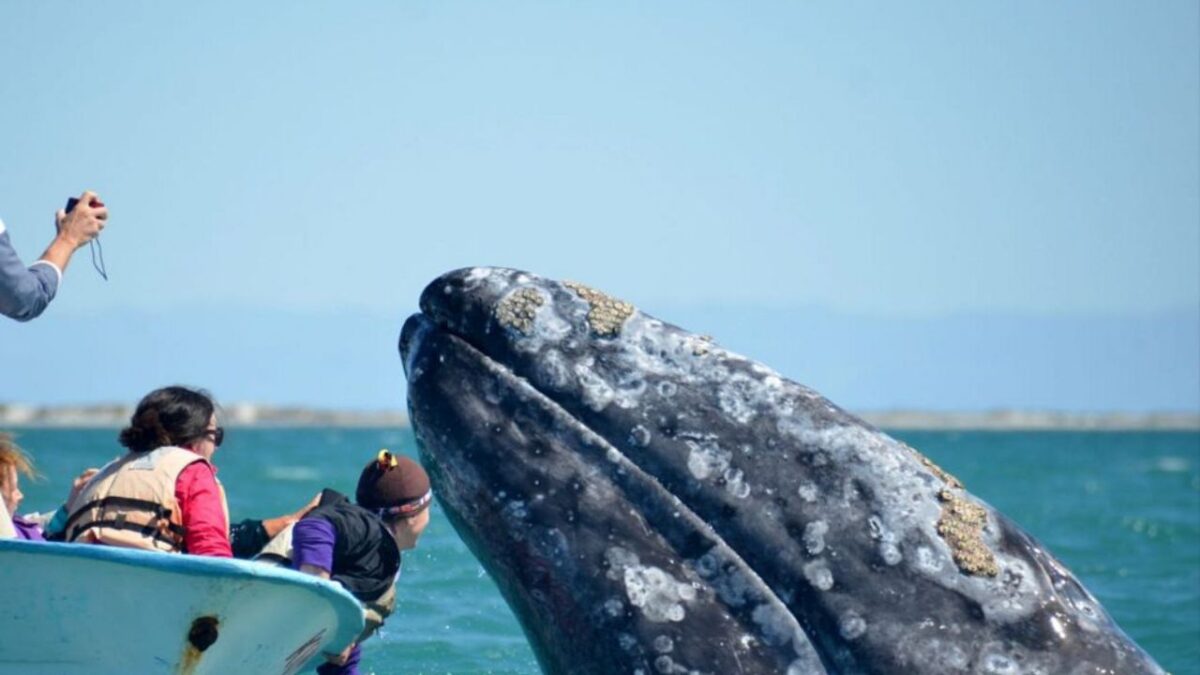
{"left": 2, "top": 403, "right": 1195, "bottom": 431}
{"left": 0, "top": 403, "right": 408, "bottom": 429}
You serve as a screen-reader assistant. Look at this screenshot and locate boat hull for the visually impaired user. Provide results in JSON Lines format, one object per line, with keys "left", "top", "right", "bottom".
{"left": 0, "top": 539, "right": 363, "bottom": 675}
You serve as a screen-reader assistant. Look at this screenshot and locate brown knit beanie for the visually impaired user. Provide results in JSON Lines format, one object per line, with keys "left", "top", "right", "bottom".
{"left": 356, "top": 449, "right": 432, "bottom": 518}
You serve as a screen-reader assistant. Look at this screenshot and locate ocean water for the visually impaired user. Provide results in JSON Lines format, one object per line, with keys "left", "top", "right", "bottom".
{"left": 10, "top": 428, "right": 1200, "bottom": 674}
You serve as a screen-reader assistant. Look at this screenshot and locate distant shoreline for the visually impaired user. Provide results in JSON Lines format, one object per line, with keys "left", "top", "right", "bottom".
{"left": 2, "top": 404, "right": 1196, "bottom": 431}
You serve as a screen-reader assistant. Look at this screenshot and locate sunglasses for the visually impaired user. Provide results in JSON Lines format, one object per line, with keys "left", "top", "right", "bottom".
{"left": 204, "top": 427, "right": 225, "bottom": 447}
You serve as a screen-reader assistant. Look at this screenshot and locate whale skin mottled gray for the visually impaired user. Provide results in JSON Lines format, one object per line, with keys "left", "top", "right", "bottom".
{"left": 399, "top": 266, "right": 1164, "bottom": 675}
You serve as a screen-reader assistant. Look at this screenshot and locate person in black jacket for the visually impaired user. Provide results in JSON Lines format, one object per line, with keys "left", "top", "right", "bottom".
{"left": 291, "top": 450, "right": 432, "bottom": 675}
{"left": 228, "top": 493, "right": 321, "bottom": 559}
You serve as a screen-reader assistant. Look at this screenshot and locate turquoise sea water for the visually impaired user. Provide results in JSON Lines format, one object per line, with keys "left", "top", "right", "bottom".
{"left": 11, "top": 428, "right": 1200, "bottom": 674}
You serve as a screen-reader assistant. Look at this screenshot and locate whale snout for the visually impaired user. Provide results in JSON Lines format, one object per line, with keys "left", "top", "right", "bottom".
{"left": 401, "top": 266, "right": 1166, "bottom": 675}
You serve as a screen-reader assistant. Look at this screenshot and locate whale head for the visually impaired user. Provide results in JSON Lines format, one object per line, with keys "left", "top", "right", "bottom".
{"left": 400, "top": 266, "right": 1163, "bottom": 675}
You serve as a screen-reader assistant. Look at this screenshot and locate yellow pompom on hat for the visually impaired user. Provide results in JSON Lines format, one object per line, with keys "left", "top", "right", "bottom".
{"left": 355, "top": 449, "right": 432, "bottom": 518}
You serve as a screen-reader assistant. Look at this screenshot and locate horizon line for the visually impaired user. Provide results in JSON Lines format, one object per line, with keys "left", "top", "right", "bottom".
{"left": 2, "top": 403, "right": 1197, "bottom": 431}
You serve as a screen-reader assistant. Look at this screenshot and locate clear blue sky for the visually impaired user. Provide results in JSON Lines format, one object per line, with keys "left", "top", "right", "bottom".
{"left": 1, "top": 2, "right": 1197, "bottom": 411}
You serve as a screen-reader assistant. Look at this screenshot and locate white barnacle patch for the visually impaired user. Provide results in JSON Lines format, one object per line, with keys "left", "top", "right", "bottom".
{"left": 716, "top": 373, "right": 758, "bottom": 424}
{"left": 880, "top": 542, "right": 903, "bottom": 566}
{"left": 606, "top": 547, "right": 693, "bottom": 623}
{"left": 464, "top": 267, "right": 493, "bottom": 286}
{"left": 789, "top": 423, "right": 891, "bottom": 466}
{"left": 803, "top": 521, "right": 829, "bottom": 556}
{"left": 574, "top": 359, "right": 616, "bottom": 411}
{"left": 623, "top": 566, "right": 690, "bottom": 623}
{"left": 657, "top": 381, "right": 678, "bottom": 398}
{"left": 684, "top": 438, "right": 732, "bottom": 481}
{"left": 534, "top": 306, "right": 573, "bottom": 341}
{"left": 722, "top": 467, "right": 752, "bottom": 499}
{"left": 978, "top": 650, "right": 1018, "bottom": 674}
{"left": 629, "top": 425, "right": 652, "bottom": 447}
{"left": 915, "top": 545, "right": 946, "bottom": 574}
{"left": 606, "top": 546, "right": 641, "bottom": 580}
{"left": 838, "top": 612, "right": 867, "bottom": 640}
{"left": 612, "top": 374, "right": 649, "bottom": 409}
{"left": 538, "top": 349, "right": 572, "bottom": 389}
{"left": 653, "top": 636, "right": 674, "bottom": 654}
{"left": 797, "top": 483, "right": 819, "bottom": 503}
{"left": 802, "top": 561, "right": 834, "bottom": 591}
{"left": 868, "top": 515, "right": 903, "bottom": 565}
{"left": 979, "top": 558, "right": 1042, "bottom": 623}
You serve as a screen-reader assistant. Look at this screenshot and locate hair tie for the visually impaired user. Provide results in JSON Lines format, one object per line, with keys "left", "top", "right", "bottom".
{"left": 375, "top": 490, "right": 433, "bottom": 519}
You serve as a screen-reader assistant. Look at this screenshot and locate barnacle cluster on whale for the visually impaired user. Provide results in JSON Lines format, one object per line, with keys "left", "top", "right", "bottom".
{"left": 401, "top": 266, "right": 1164, "bottom": 675}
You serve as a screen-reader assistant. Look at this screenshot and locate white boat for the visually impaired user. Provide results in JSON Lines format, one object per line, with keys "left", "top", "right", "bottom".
{"left": 0, "top": 539, "right": 364, "bottom": 674}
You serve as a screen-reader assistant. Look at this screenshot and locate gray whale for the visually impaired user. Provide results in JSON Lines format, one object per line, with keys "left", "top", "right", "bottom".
{"left": 400, "top": 267, "right": 1163, "bottom": 675}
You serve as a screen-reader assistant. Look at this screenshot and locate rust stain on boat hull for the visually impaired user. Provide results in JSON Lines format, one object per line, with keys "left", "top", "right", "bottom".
{"left": 177, "top": 615, "right": 219, "bottom": 674}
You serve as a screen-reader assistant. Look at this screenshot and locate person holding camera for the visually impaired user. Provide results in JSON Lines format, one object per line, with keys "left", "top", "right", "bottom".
{"left": 0, "top": 190, "right": 108, "bottom": 322}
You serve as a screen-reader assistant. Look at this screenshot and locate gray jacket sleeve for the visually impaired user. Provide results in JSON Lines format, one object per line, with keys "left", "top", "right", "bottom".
{"left": 0, "top": 226, "right": 60, "bottom": 322}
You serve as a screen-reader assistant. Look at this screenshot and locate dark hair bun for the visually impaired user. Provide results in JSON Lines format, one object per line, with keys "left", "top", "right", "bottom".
{"left": 119, "top": 386, "right": 216, "bottom": 453}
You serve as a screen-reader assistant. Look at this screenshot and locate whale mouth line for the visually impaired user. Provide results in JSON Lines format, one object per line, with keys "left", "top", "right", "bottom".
{"left": 412, "top": 309, "right": 692, "bottom": 513}
{"left": 400, "top": 268, "right": 1166, "bottom": 675}
{"left": 405, "top": 310, "right": 804, "bottom": 639}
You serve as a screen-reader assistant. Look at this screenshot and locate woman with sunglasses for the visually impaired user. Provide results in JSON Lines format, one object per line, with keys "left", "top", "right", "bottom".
{"left": 63, "top": 386, "right": 233, "bottom": 557}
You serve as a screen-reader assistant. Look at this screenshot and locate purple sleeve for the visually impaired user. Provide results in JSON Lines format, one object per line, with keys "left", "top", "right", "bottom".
{"left": 12, "top": 515, "right": 45, "bottom": 542}
{"left": 292, "top": 517, "right": 337, "bottom": 573}
{"left": 316, "top": 644, "right": 361, "bottom": 675}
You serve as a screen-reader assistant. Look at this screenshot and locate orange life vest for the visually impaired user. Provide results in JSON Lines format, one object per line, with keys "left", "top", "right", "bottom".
{"left": 64, "top": 446, "right": 229, "bottom": 553}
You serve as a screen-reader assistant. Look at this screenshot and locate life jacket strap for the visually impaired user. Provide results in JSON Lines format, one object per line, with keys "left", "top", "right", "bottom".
{"left": 65, "top": 495, "right": 186, "bottom": 546}
{"left": 73, "top": 517, "right": 183, "bottom": 549}
{"left": 64, "top": 495, "right": 177, "bottom": 532}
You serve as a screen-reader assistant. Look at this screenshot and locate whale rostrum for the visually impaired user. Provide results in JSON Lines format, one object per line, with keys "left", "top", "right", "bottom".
{"left": 400, "top": 267, "right": 1164, "bottom": 675}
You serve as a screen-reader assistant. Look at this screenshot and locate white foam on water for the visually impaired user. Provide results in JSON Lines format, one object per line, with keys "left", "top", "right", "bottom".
{"left": 264, "top": 466, "right": 321, "bottom": 481}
